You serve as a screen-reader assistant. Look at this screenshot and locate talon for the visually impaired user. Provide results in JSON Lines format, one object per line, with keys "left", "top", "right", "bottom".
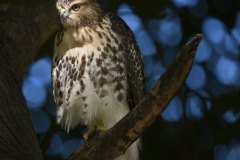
{"left": 83, "top": 118, "right": 105, "bottom": 141}
{"left": 83, "top": 129, "right": 95, "bottom": 142}
{"left": 83, "top": 118, "right": 105, "bottom": 142}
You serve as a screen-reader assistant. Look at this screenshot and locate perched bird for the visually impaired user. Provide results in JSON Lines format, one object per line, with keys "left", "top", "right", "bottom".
{"left": 52, "top": 0, "right": 145, "bottom": 159}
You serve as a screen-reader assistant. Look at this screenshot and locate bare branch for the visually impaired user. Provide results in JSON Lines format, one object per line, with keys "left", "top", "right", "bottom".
{"left": 68, "top": 34, "right": 204, "bottom": 160}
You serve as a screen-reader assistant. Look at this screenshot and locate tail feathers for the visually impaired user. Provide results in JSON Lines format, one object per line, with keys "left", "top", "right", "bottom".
{"left": 57, "top": 105, "right": 83, "bottom": 132}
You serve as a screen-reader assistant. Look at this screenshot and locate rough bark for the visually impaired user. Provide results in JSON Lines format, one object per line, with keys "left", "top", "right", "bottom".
{"left": 68, "top": 34, "right": 203, "bottom": 160}
{"left": 0, "top": 0, "right": 203, "bottom": 159}
{"left": 0, "top": 1, "right": 58, "bottom": 84}
{"left": 0, "top": 0, "right": 58, "bottom": 159}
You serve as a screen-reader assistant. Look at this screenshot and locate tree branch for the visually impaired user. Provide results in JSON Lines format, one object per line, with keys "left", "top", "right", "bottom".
{"left": 68, "top": 34, "right": 203, "bottom": 160}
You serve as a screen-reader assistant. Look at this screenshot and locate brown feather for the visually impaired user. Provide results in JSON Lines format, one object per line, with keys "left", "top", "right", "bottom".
{"left": 107, "top": 13, "right": 145, "bottom": 109}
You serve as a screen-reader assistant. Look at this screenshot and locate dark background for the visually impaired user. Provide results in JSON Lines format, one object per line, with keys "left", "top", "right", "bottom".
{"left": 11, "top": 0, "right": 240, "bottom": 159}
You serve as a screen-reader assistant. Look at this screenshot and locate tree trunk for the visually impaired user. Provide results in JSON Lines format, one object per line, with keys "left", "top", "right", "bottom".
{"left": 0, "top": 1, "right": 58, "bottom": 159}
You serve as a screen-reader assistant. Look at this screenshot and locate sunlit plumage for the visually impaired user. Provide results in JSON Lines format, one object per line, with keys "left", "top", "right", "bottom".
{"left": 52, "top": 0, "right": 145, "bottom": 159}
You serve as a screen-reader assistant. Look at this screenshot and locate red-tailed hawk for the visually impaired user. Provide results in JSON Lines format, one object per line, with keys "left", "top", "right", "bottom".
{"left": 52, "top": 0, "right": 145, "bottom": 159}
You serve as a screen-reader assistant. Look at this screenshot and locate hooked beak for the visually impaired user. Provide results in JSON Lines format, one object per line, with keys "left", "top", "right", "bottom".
{"left": 59, "top": 8, "right": 69, "bottom": 24}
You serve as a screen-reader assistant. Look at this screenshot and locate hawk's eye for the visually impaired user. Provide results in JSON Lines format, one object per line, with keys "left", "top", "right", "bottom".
{"left": 72, "top": 4, "right": 80, "bottom": 11}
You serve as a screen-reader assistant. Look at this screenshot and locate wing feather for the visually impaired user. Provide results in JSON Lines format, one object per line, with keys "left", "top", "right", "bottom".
{"left": 107, "top": 12, "right": 145, "bottom": 109}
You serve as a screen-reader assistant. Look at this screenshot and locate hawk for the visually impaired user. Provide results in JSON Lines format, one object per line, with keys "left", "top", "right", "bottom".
{"left": 52, "top": 0, "right": 145, "bottom": 159}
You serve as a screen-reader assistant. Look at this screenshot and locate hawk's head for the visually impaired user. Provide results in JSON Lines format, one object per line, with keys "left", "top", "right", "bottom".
{"left": 56, "top": 0, "right": 103, "bottom": 28}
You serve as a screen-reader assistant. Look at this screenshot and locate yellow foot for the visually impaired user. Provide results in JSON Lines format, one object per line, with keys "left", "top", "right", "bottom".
{"left": 83, "top": 118, "right": 105, "bottom": 142}
{"left": 83, "top": 129, "right": 95, "bottom": 142}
